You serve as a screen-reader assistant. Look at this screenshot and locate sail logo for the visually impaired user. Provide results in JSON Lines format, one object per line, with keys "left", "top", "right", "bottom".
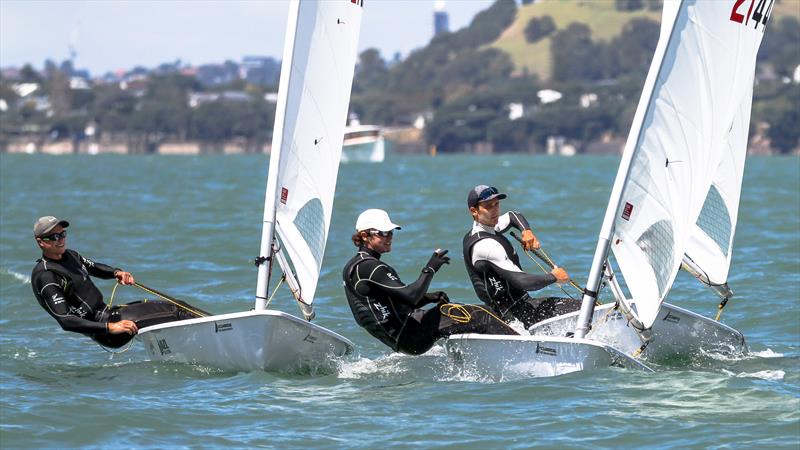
{"left": 662, "top": 311, "right": 681, "bottom": 324}
{"left": 157, "top": 338, "right": 171, "bottom": 355}
{"left": 730, "top": 0, "right": 772, "bottom": 30}
{"left": 350, "top": 0, "right": 363, "bottom": 7}
{"left": 281, "top": 187, "right": 289, "bottom": 204}
{"left": 215, "top": 322, "right": 233, "bottom": 332}
{"left": 535, "top": 342, "right": 557, "bottom": 356}
{"left": 622, "top": 202, "right": 634, "bottom": 221}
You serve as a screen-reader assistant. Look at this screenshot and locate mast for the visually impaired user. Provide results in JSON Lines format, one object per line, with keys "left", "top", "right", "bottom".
{"left": 255, "top": 0, "right": 301, "bottom": 310}
{"left": 574, "top": 0, "right": 683, "bottom": 338}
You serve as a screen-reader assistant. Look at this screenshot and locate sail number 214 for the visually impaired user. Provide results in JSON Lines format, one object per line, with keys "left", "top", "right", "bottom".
{"left": 730, "top": 0, "right": 773, "bottom": 30}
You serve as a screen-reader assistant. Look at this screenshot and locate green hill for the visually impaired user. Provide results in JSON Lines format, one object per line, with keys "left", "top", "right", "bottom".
{"left": 490, "top": 0, "right": 800, "bottom": 81}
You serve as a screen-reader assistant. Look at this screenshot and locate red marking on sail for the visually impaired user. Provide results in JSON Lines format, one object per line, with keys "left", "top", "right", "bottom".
{"left": 281, "top": 187, "right": 289, "bottom": 204}
{"left": 745, "top": 0, "right": 756, "bottom": 25}
{"left": 622, "top": 202, "right": 633, "bottom": 221}
{"left": 351, "top": 0, "right": 363, "bottom": 6}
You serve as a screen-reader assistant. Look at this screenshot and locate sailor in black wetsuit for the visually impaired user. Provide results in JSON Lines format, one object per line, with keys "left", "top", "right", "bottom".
{"left": 30, "top": 216, "right": 206, "bottom": 348}
{"left": 343, "top": 209, "right": 517, "bottom": 355}
{"left": 463, "top": 185, "right": 582, "bottom": 329}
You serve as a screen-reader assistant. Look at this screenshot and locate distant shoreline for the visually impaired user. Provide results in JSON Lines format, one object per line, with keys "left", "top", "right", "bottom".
{"left": 3, "top": 124, "right": 797, "bottom": 156}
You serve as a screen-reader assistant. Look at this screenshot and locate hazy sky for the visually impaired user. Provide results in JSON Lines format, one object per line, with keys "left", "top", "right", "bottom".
{"left": 0, "top": 0, "right": 494, "bottom": 76}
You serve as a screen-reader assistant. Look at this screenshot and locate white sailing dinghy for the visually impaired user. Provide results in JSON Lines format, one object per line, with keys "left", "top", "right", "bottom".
{"left": 137, "top": 0, "right": 363, "bottom": 372}
{"left": 446, "top": 0, "right": 769, "bottom": 377}
{"left": 529, "top": 85, "right": 756, "bottom": 360}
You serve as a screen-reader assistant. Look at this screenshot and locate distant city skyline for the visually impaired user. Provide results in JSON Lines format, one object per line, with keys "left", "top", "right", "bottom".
{"left": 1, "top": 0, "right": 493, "bottom": 76}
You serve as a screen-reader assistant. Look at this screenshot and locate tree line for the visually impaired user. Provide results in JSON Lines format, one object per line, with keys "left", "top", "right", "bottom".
{"left": 1, "top": 0, "right": 797, "bottom": 153}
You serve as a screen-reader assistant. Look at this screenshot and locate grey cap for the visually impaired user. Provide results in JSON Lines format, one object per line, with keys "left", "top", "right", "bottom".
{"left": 33, "top": 216, "right": 70, "bottom": 238}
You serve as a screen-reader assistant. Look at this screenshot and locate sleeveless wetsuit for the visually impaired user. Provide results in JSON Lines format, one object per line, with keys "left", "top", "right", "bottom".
{"left": 31, "top": 249, "right": 206, "bottom": 348}
{"left": 343, "top": 247, "right": 516, "bottom": 355}
{"left": 463, "top": 212, "right": 582, "bottom": 329}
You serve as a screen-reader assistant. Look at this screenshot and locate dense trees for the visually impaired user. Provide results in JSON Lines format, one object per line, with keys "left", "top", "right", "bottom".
{"left": 350, "top": 0, "right": 517, "bottom": 124}
{"left": 758, "top": 83, "right": 800, "bottom": 153}
{"left": 524, "top": 16, "right": 556, "bottom": 43}
{"left": 550, "top": 18, "right": 659, "bottom": 83}
{"left": 758, "top": 16, "right": 800, "bottom": 77}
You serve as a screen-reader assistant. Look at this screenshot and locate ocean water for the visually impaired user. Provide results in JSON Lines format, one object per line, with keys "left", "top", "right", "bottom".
{"left": 1, "top": 153, "right": 798, "bottom": 449}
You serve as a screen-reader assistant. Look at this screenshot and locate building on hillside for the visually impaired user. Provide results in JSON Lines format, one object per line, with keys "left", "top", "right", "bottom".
{"left": 240, "top": 56, "right": 280, "bottom": 87}
{"left": 196, "top": 63, "right": 239, "bottom": 86}
{"left": 434, "top": 1, "right": 449, "bottom": 35}
{"left": 188, "top": 91, "right": 252, "bottom": 108}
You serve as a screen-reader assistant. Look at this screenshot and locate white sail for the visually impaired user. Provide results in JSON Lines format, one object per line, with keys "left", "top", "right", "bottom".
{"left": 258, "top": 0, "right": 363, "bottom": 312}
{"left": 683, "top": 91, "right": 752, "bottom": 288}
{"left": 137, "top": 0, "right": 360, "bottom": 371}
{"left": 610, "top": 0, "right": 767, "bottom": 328}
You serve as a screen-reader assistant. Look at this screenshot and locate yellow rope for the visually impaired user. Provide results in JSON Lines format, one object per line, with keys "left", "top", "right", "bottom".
{"left": 440, "top": 303, "right": 472, "bottom": 323}
{"left": 108, "top": 282, "right": 120, "bottom": 308}
{"left": 520, "top": 247, "right": 590, "bottom": 301}
{"left": 439, "top": 303, "right": 509, "bottom": 327}
{"left": 97, "top": 282, "right": 135, "bottom": 354}
{"left": 99, "top": 281, "right": 209, "bottom": 354}
{"left": 132, "top": 282, "right": 208, "bottom": 317}
{"left": 265, "top": 275, "right": 285, "bottom": 309}
{"left": 536, "top": 248, "right": 585, "bottom": 294}
{"left": 596, "top": 302, "right": 618, "bottom": 325}
{"left": 714, "top": 296, "right": 731, "bottom": 321}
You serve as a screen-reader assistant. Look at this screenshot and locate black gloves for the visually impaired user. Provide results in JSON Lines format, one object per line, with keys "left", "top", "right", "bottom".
{"left": 423, "top": 249, "right": 450, "bottom": 273}
{"left": 425, "top": 291, "right": 450, "bottom": 304}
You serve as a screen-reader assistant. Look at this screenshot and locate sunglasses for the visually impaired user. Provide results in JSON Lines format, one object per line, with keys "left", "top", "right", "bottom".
{"left": 477, "top": 186, "right": 500, "bottom": 202}
{"left": 369, "top": 230, "right": 394, "bottom": 238}
{"left": 40, "top": 231, "right": 67, "bottom": 241}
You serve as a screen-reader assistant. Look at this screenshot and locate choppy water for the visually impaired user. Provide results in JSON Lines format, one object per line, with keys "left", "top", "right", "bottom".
{"left": 1, "top": 153, "right": 798, "bottom": 448}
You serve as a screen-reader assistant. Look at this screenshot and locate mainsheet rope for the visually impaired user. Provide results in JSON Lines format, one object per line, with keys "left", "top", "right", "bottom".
{"left": 509, "top": 231, "right": 588, "bottom": 301}
{"left": 439, "top": 303, "right": 519, "bottom": 336}
{"left": 100, "top": 281, "right": 210, "bottom": 354}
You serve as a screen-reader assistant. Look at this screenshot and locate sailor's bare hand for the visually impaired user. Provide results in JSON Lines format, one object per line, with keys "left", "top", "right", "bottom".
{"left": 521, "top": 229, "right": 541, "bottom": 251}
{"left": 108, "top": 320, "right": 138, "bottom": 335}
{"left": 114, "top": 270, "right": 135, "bottom": 285}
{"left": 551, "top": 267, "right": 569, "bottom": 284}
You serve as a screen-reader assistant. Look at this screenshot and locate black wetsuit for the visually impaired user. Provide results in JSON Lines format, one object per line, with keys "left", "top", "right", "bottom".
{"left": 343, "top": 247, "right": 517, "bottom": 355}
{"left": 463, "top": 213, "right": 582, "bottom": 329}
{"left": 31, "top": 249, "right": 205, "bottom": 348}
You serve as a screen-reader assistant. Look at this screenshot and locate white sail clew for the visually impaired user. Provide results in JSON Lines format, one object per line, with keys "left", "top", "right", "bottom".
{"left": 611, "top": 0, "right": 766, "bottom": 328}
{"left": 683, "top": 90, "right": 752, "bottom": 288}
{"left": 257, "top": 0, "right": 363, "bottom": 315}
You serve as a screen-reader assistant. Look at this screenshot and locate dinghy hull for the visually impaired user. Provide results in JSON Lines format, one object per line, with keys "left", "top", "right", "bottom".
{"left": 531, "top": 302, "right": 747, "bottom": 362}
{"left": 445, "top": 334, "right": 653, "bottom": 379}
{"left": 138, "top": 310, "right": 353, "bottom": 373}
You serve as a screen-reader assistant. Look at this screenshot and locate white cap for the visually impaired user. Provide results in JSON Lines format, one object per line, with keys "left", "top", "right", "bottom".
{"left": 355, "top": 209, "right": 401, "bottom": 232}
